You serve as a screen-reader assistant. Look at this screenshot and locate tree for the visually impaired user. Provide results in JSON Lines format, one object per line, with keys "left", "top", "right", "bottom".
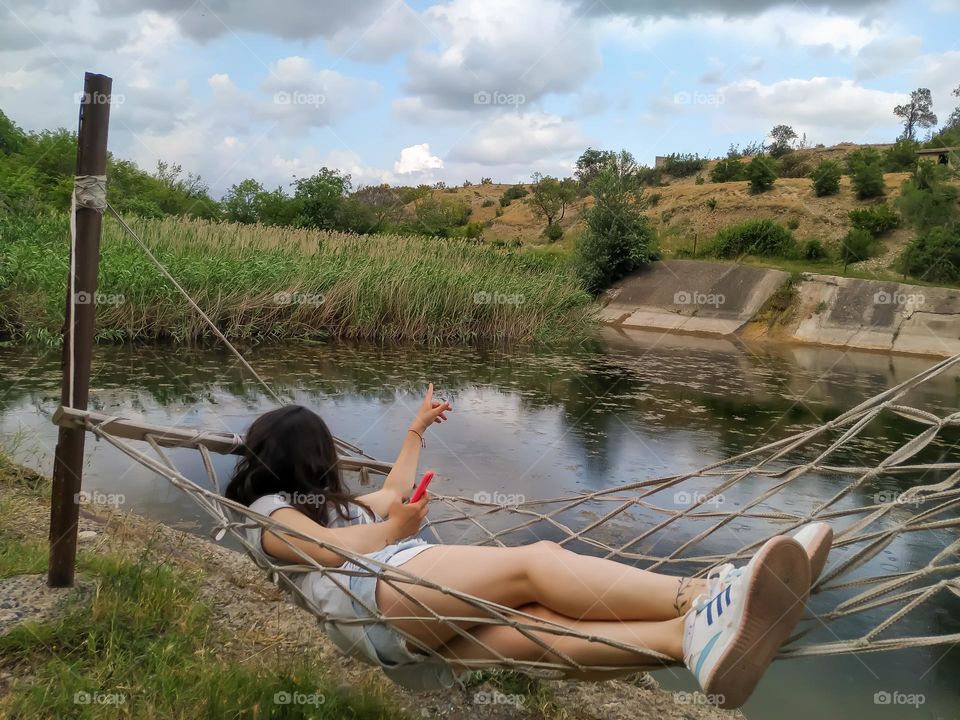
{"left": 351, "top": 184, "right": 403, "bottom": 231}
{"left": 768, "top": 124, "right": 798, "bottom": 158}
{"left": 573, "top": 164, "right": 656, "bottom": 294}
{"left": 0, "top": 109, "right": 26, "bottom": 154}
{"left": 222, "top": 179, "right": 265, "bottom": 224}
{"left": 574, "top": 147, "right": 616, "bottom": 186}
{"left": 526, "top": 173, "right": 578, "bottom": 228}
{"left": 946, "top": 85, "right": 960, "bottom": 131}
{"left": 894, "top": 88, "right": 937, "bottom": 141}
{"left": 746, "top": 155, "right": 777, "bottom": 193}
{"left": 292, "top": 168, "right": 352, "bottom": 230}
{"left": 849, "top": 149, "right": 885, "bottom": 200}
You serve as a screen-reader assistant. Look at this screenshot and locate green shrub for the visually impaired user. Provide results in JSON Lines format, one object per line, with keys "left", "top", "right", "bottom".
{"left": 847, "top": 148, "right": 885, "bottom": 199}
{"left": 635, "top": 166, "right": 663, "bottom": 187}
{"left": 710, "top": 157, "right": 747, "bottom": 183}
{"left": 413, "top": 197, "right": 471, "bottom": 236}
{"left": 777, "top": 152, "right": 815, "bottom": 178}
{"left": 840, "top": 228, "right": 877, "bottom": 269}
{"left": 544, "top": 222, "right": 564, "bottom": 242}
{"left": 799, "top": 238, "right": 828, "bottom": 260}
{"left": 896, "top": 164, "right": 960, "bottom": 232}
{"left": 810, "top": 160, "right": 842, "bottom": 197}
{"left": 883, "top": 139, "right": 920, "bottom": 172}
{"left": 573, "top": 167, "right": 657, "bottom": 294}
{"left": 481, "top": 198, "right": 495, "bottom": 208}
{"left": 786, "top": 218, "right": 800, "bottom": 230}
{"left": 747, "top": 155, "right": 777, "bottom": 194}
{"left": 498, "top": 184, "right": 528, "bottom": 207}
{"left": 844, "top": 147, "right": 884, "bottom": 174}
{"left": 851, "top": 162, "right": 885, "bottom": 199}
{"left": 695, "top": 173, "right": 705, "bottom": 185}
{"left": 661, "top": 153, "right": 706, "bottom": 177}
{"left": 706, "top": 197, "right": 718, "bottom": 210}
{"left": 848, "top": 204, "right": 900, "bottom": 236}
{"left": 900, "top": 225, "right": 960, "bottom": 283}
{"left": 709, "top": 219, "right": 795, "bottom": 258}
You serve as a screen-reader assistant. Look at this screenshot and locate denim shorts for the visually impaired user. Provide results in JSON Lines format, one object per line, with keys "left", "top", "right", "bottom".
{"left": 343, "top": 539, "right": 462, "bottom": 691}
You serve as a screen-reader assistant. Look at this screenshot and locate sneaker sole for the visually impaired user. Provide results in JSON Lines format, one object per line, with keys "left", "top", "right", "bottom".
{"left": 802, "top": 523, "right": 833, "bottom": 585}
{"left": 702, "top": 536, "right": 809, "bottom": 709}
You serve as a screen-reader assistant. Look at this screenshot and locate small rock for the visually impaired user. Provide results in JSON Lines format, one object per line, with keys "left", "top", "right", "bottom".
{"left": 78, "top": 530, "right": 98, "bottom": 540}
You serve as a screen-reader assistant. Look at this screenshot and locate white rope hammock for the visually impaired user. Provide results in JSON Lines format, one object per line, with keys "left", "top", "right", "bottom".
{"left": 53, "top": 183, "right": 960, "bottom": 677}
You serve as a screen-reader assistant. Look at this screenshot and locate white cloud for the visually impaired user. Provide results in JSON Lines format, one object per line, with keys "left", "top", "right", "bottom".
{"left": 855, "top": 36, "right": 922, "bottom": 80}
{"left": 400, "top": 0, "right": 601, "bottom": 114}
{"left": 717, "top": 76, "right": 908, "bottom": 139}
{"left": 449, "top": 112, "right": 587, "bottom": 166}
{"left": 394, "top": 143, "right": 444, "bottom": 174}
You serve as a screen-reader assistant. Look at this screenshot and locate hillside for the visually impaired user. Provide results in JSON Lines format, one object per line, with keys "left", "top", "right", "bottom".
{"left": 415, "top": 144, "right": 950, "bottom": 271}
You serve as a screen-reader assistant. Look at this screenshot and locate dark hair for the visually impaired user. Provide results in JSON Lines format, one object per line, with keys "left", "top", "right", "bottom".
{"left": 225, "top": 405, "right": 367, "bottom": 524}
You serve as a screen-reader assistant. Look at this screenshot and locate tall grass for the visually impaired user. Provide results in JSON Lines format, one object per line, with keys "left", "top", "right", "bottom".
{"left": 0, "top": 214, "right": 594, "bottom": 345}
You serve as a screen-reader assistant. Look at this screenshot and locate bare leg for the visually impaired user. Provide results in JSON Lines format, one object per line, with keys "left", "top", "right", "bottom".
{"left": 377, "top": 542, "right": 705, "bottom": 650}
{"left": 441, "top": 604, "right": 684, "bottom": 676}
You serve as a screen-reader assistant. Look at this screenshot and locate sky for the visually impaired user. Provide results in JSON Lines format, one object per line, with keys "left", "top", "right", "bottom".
{"left": 0, "top": 0, "right": 958, "bottom": 198}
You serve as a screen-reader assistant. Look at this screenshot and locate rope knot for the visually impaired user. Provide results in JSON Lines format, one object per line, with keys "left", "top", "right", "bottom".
{"left": 74, "top": 175, "right": 107, "bottom": 212}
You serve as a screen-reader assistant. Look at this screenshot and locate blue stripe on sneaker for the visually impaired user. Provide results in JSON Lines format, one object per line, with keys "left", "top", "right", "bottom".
{"left": 725, "top": 585, "right": 732, "bottom": 605}
{"left": 693, "top": 631, "right": 723, "bottom": 679}
{"left": 706, "top": 602, "right": 713, "bottom": 625}
{"left": 715, "top": 594, "right": 723, "bottom": 617}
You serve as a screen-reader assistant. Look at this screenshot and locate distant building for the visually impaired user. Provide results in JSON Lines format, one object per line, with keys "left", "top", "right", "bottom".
{"left": 916, "top": 147, "right": 958, "bottom": 168}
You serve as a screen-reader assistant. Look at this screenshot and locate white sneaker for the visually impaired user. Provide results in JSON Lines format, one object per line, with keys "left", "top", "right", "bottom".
{"left": 791, "top": 522, "right": 833, "bottom": 584}
{"left": 683, "top": 536, "right": 809, "bottom": 709}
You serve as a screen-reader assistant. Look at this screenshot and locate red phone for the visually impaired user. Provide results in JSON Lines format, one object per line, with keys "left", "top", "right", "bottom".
{"left": 409, "top": 471, "right": 434, "bottom": 504}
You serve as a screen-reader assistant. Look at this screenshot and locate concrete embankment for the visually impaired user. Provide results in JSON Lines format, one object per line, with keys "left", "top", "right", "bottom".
{"left": 600, "top": 260, "right": 790, "bottom": 335}
{"left": 603, "top": 260, "right": 960, "bottom": 357}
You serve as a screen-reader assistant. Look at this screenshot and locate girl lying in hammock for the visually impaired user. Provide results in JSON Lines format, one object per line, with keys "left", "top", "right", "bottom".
{"left": 225, "top": 385, "right": 833, "bottom": 710}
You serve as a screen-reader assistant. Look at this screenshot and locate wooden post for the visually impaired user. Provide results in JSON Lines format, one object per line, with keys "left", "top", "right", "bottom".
{"left": 48, "top": 73, "right": 112, "bottom": 587}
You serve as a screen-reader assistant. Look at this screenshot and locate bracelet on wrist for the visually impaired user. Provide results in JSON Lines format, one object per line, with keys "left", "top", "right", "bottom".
{"left": 408, "top": 428, "right": 425, "bottom": 447}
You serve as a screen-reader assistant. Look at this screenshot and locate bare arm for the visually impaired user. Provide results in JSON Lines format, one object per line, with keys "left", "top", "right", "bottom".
{"left": 358, "top": 383, "right": 452, "bottom": 517}
{"left": 260, "top": 498, "right": 428, "bottom": 567}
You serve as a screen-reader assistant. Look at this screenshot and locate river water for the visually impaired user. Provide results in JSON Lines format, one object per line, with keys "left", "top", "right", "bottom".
{"left": 1, "top": 328, "right": 958, "bottom": 719}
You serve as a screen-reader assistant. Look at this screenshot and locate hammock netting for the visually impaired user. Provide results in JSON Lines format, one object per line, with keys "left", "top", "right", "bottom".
{"left": 52, "top": 347, "right": 960, "bottom": 676}
{"left": 53, "top": 194, "right": 960, "bottom": 678}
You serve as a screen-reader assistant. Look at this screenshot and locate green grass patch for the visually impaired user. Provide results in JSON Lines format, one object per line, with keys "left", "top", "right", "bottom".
{"left": 0, "top": 541, "right": 409, "bottom": 719}
{"left": 0, "top": 463, "right": 409, "bottom": 719}
{"left": 0, "top": 213, "right": 594, "bottom": 346}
